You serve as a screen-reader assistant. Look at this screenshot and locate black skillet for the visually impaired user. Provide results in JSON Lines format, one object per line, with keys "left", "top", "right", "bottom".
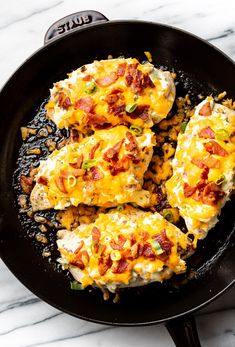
{"left": 0, "top": 11, "right": 234, "bottom": 347}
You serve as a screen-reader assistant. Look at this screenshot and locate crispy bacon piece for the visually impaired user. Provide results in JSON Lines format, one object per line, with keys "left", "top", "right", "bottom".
{"left": 38, "top": 176, "right": 48, "bottom": 186}
{"left": 69, "top": 154, "right": 83, "bottom": 169}
{"left": 110, "top": 235, "right": 126, "bottom": 250}
{"left": 128, "top": 104, "right": 150, "bottom": 121}
{"left": 117, "top": 63, "right": 126, "bottom": 76}
{"left": 82, "top": 74, "right": 92, "bottom": 81}
{"left": 142, "top": 243, "right": 156, "bottom": 260}
{"left": 191, "top": 157, "right": 220, "bottom": 169}
{"left": 90, "top": 166, "right": 104, "bottom": 181}
{"left": 201, "top": 182, "right": 225, "bottom": 206}
{"left": 20, "top": 175, "right": 33, "bottom": 194}
{"left": 125, "top": 131, "right": 138, "bottom": 152}
{"left": 70, "top": 251, "right": 89, "bottom": 270}
{"left": 204, "top": 141, "right": 228, "bottom": 156}
{"left": 103, "top": 140, "right": 124, "bottom": 163}
{"left": 89, "top": 142, "right": 100, "bottom": 159}
{"left": 55, "top": 176, "right": 67, "bottom": 193}
{"left": 108, "top": 157, "right": 130, "bottom": 176}
{"left": 75, "top": 96, "right": 94, "bottom": 113}
{"left": 125, "top": 63, "right": 154, "bottom": 94}
{"left": 70, "top": 129, "right": 80, "bottom": 143}
{"left": 87, "top": 113, "right": 111, "bottom": 129}
{"left": 112, "top": 259, "right": 129, "bottom": 274}
{"left": 105, "top": 93, "right": 119, "bottom": 104}
{"left": 152, "top": 230, "right": 173, "bottom": 255}
{"left": 60, "top": 168, "right": 85, "bottom": 178}
{"left": 98, "top": 255, "right": 112, "bottom": 276}
{"left": 184, "top": 182, "right": 197, "bottom": 198}
{"left": 199, "top": 126, "right": 215, "bottom": 139}
{"left": 125, "top": 153, "right": 141, "bottom": 164}
{"left": 58, "top": 92, "right": 72, "bottom": 109}
{"left": 74, "top": 241, "right": 84, "bottom": 254}
{"left": 96, "top": 72, "right": 118, "bottom": 87}
{"left": 198, "top": 102, "right": 212, "bottom": 116}
{"left": 200, "top": 166, "right": 209, "bottom": 180}
{"left": 92, "top": 226, "right": 101, "bottom": 243}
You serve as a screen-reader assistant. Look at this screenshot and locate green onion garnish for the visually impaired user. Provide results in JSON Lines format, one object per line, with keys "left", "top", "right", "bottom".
{"left": 125, "top": 103, "right": 137, "bottom": 113}
{"left": 131, "top": 202, "right": 138, "bottom": 208}
{"left": 215, "top": 129, "right": 229, "bottom": 141}
{"left": 130, "top": 125, "right": 143, "bottom": 135}
{"left": 82, "top": 159, "right": 97, "bottom": 169}
{"left": 215, "top": 174, "right": 226, "bottom": 185}
{"left": 70, "top": 281, "right": 84, "bottom": 290}
{"left": 117, "top": 204, "right": 124, "bottom": 212}
{"left": 85, "top": 82, "right": 97, "bottom": 94}
{"left": 150, "top": 240, "right": 164, "bottom": 255}
{"left": 180, "top": 121, "right": 188, "bottom": 133}
{"left": 162, "top": 209, "right": 174, "bottom": 223}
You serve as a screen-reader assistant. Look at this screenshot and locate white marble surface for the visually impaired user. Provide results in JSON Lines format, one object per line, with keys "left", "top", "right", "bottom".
{"left": 0, "top": 0, "right": 235, "bottom": 346}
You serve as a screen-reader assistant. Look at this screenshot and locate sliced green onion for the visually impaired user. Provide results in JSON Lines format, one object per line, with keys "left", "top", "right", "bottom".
{"left": 85, "top": 82, "right": 97, "bottom": 94}
{"left": 150, "top": 239, "right": 164, "bottom": 255}
{"left": 215, "top": 174, "right": 226, "bottom": 185}
{"left": 70, "top": 281, "right": 84, "bottom": 290}
{"left": 215, "top": 129, "right": 229, "bottom": 141}
{"left": 82, "top": 159, "right": 97, "bottom": 169}
{"left": 131, "top": 202, "right": 138, "bottom": 208}
{"left": 180, "top": 121, "right": 188, "bottom": 133}
{"left": 130, "top": 125, "right": 143, "bottom": 135}
{"left": 150, "top": 69, "right": 160, "bottom": 81}
{"left": 117, "top": 204, "right": 124, "bottom": 212}
{"left": 162, "top": 209, "right": 174, "bottom": 223}
{"left": 125, "top": 103, "right": 137, "bottom": 113}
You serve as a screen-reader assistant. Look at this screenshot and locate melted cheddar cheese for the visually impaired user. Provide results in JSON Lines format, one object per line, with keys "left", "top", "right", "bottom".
{"left": 47, "top": 58, "right": 175, "bottom": 133}
{"left": 30, "top": 126, "right": 155, "bottom": 211}
{"left": 57, "top": 207, "right": 192, "bottom": 291}
{"left": 166, "top": 97, "right": 235, "bottom": 242}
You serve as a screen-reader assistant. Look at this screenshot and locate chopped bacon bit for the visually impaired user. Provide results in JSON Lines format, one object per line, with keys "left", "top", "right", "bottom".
{"left": 38, "top": 176, "right": 48, "bottom": 186}
{"left": 75, "top": 96, "right": 94, "bottom": 113}
{"left": 201, "top": 182, "right": 225, "bottom": 206}
{"left": 90, "top": 166, "right": 104, "bottom": 181}
{"left": 153, "top": 230, "right": 173, "bottom": 255}
{"left": 55, "top": 176, "right": 67, "bottom": 193}
{"left": 112, "top": 259, "right": 129, "bottom": 274}
{"left": 128, "top": 104, "right": 150, "bottom": 121}
{"left": 117, "top": 63, "right": 126, "bottom": 76}
{"left": 142, "top": 243, "right": 156, "bottom": 260}
{"left": 140, "top": 231, "right": 150, "bottom": 242}
{"left": 60, "top": 168, "right": 85, "bottom": 178}
{"left": 191, "top": 156, "right": 220, "bottom": 169}
{"left": 125, "top": 153, "right": 141, "bottom": 164}
{"left": 20, "top": 175, "right": 33, "bottom": 194}
{"left": 87, "top": 113, "right": 111, "bottom": 129}
{"left": 201, "top": 166, "right": 209, "bottom": 180}
{"left": 98, "top": 255, "right": 112, "bottom": 276}
{"left": 191, "top": 158, "right": 205, "bottom": 169}
{"left": 74, "top": 241, "right": 84, "bottom": 254}
{"left": 92, "top": 226, "right": 101, "bottom": 243}
{"left": 204, "top": 141, "right": 228, "bottom": 156}
{"left": 110, "top": 235, "right": 126, "bottom": 250}
{"left": 199, "top": 126, "right": 215, "bottom": 139}
{"left": 82, "top": 74, "right": 92, "bottom": 81}
{"left": 69, "top": 154, "right": 83, "bottom": 169}
{"left": 103, "top": 140, "right": 124, "bottom": 163}
{"left": 89, "top": 142, "right": 100, "bottom": 159}
{"left": 108, "top": 104, "right": 126, "bottom": 117}
{"left": 70, "top": 129, "right": 80, "bottom": 143}
{"left": 184, "top": 183, "right": 197, "bottom": 198}
{"left": 105, "top": 93, "right": 119, "bottom": 104}
{"left": 125, "top": 74, "right": 133, "bottom": 86}
{"left": 125, "top": 63, "right": 154, "bottom": 94}
{"left": 58, "top": 92, "right": 72, "bottom": 109}
{"left": 108, "top": 157, "right": 130, "bottom": 176}
{"left": 199, "top": 102, "right": 212, "bottom": 116}
{"left": 205, "top": 156, "right": 221, "bottom": 169}
{"left": 70, "top": 250, "right": 89, "bottom": 270}
{"left": 125, "top": 131, "right": 138, "bottom": 152}
{"left": 96, "top": 72, "right": 118, "bottom": 87}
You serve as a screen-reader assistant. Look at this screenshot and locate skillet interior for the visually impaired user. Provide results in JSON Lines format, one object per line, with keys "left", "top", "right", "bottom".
{"left": 0, "top": 21, "right": 234, "bottom": 325}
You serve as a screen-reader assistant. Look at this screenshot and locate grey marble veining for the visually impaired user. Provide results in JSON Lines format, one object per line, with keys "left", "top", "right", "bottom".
{"left": 0, "top": 0, "right": 235, "bottom": 346}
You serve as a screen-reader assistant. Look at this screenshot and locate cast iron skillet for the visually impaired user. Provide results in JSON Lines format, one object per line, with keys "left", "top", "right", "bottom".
{"left": 0, "top": 11, "right": 234, "bottom": 347}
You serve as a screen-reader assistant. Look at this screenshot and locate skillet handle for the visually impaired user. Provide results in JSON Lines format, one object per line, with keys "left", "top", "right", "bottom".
{"left": 44, "top": 10, "right": 109, "bottom": 44}
{"left": 165, "top": 315, "right": 201, "bottom": 347}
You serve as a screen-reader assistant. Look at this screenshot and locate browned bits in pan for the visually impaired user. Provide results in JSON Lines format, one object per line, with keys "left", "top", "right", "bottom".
{"left": 21, "top": 127, "right": 37, "bottom": 140}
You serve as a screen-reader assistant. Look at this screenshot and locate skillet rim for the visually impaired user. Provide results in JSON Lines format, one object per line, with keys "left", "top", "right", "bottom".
{"left": 0, "top": 18, "right": 234, "bottom": 326}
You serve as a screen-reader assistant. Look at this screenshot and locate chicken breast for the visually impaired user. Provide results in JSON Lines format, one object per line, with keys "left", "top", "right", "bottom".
{"left": 166, "top": 97, "right": 235, "bottom": 242}
{"left": 57, "top": 207, "right": 192, "bottom": 292}
{"left": 30, "top": 126, "right": 155, "bottom": 211}
{"left": 46, "top": 58, "right": 175, "bottom": 133}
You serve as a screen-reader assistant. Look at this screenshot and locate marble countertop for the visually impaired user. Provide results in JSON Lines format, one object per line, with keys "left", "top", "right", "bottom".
{"left": 0, "top": 0, "right": 234, "bottom": 346}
